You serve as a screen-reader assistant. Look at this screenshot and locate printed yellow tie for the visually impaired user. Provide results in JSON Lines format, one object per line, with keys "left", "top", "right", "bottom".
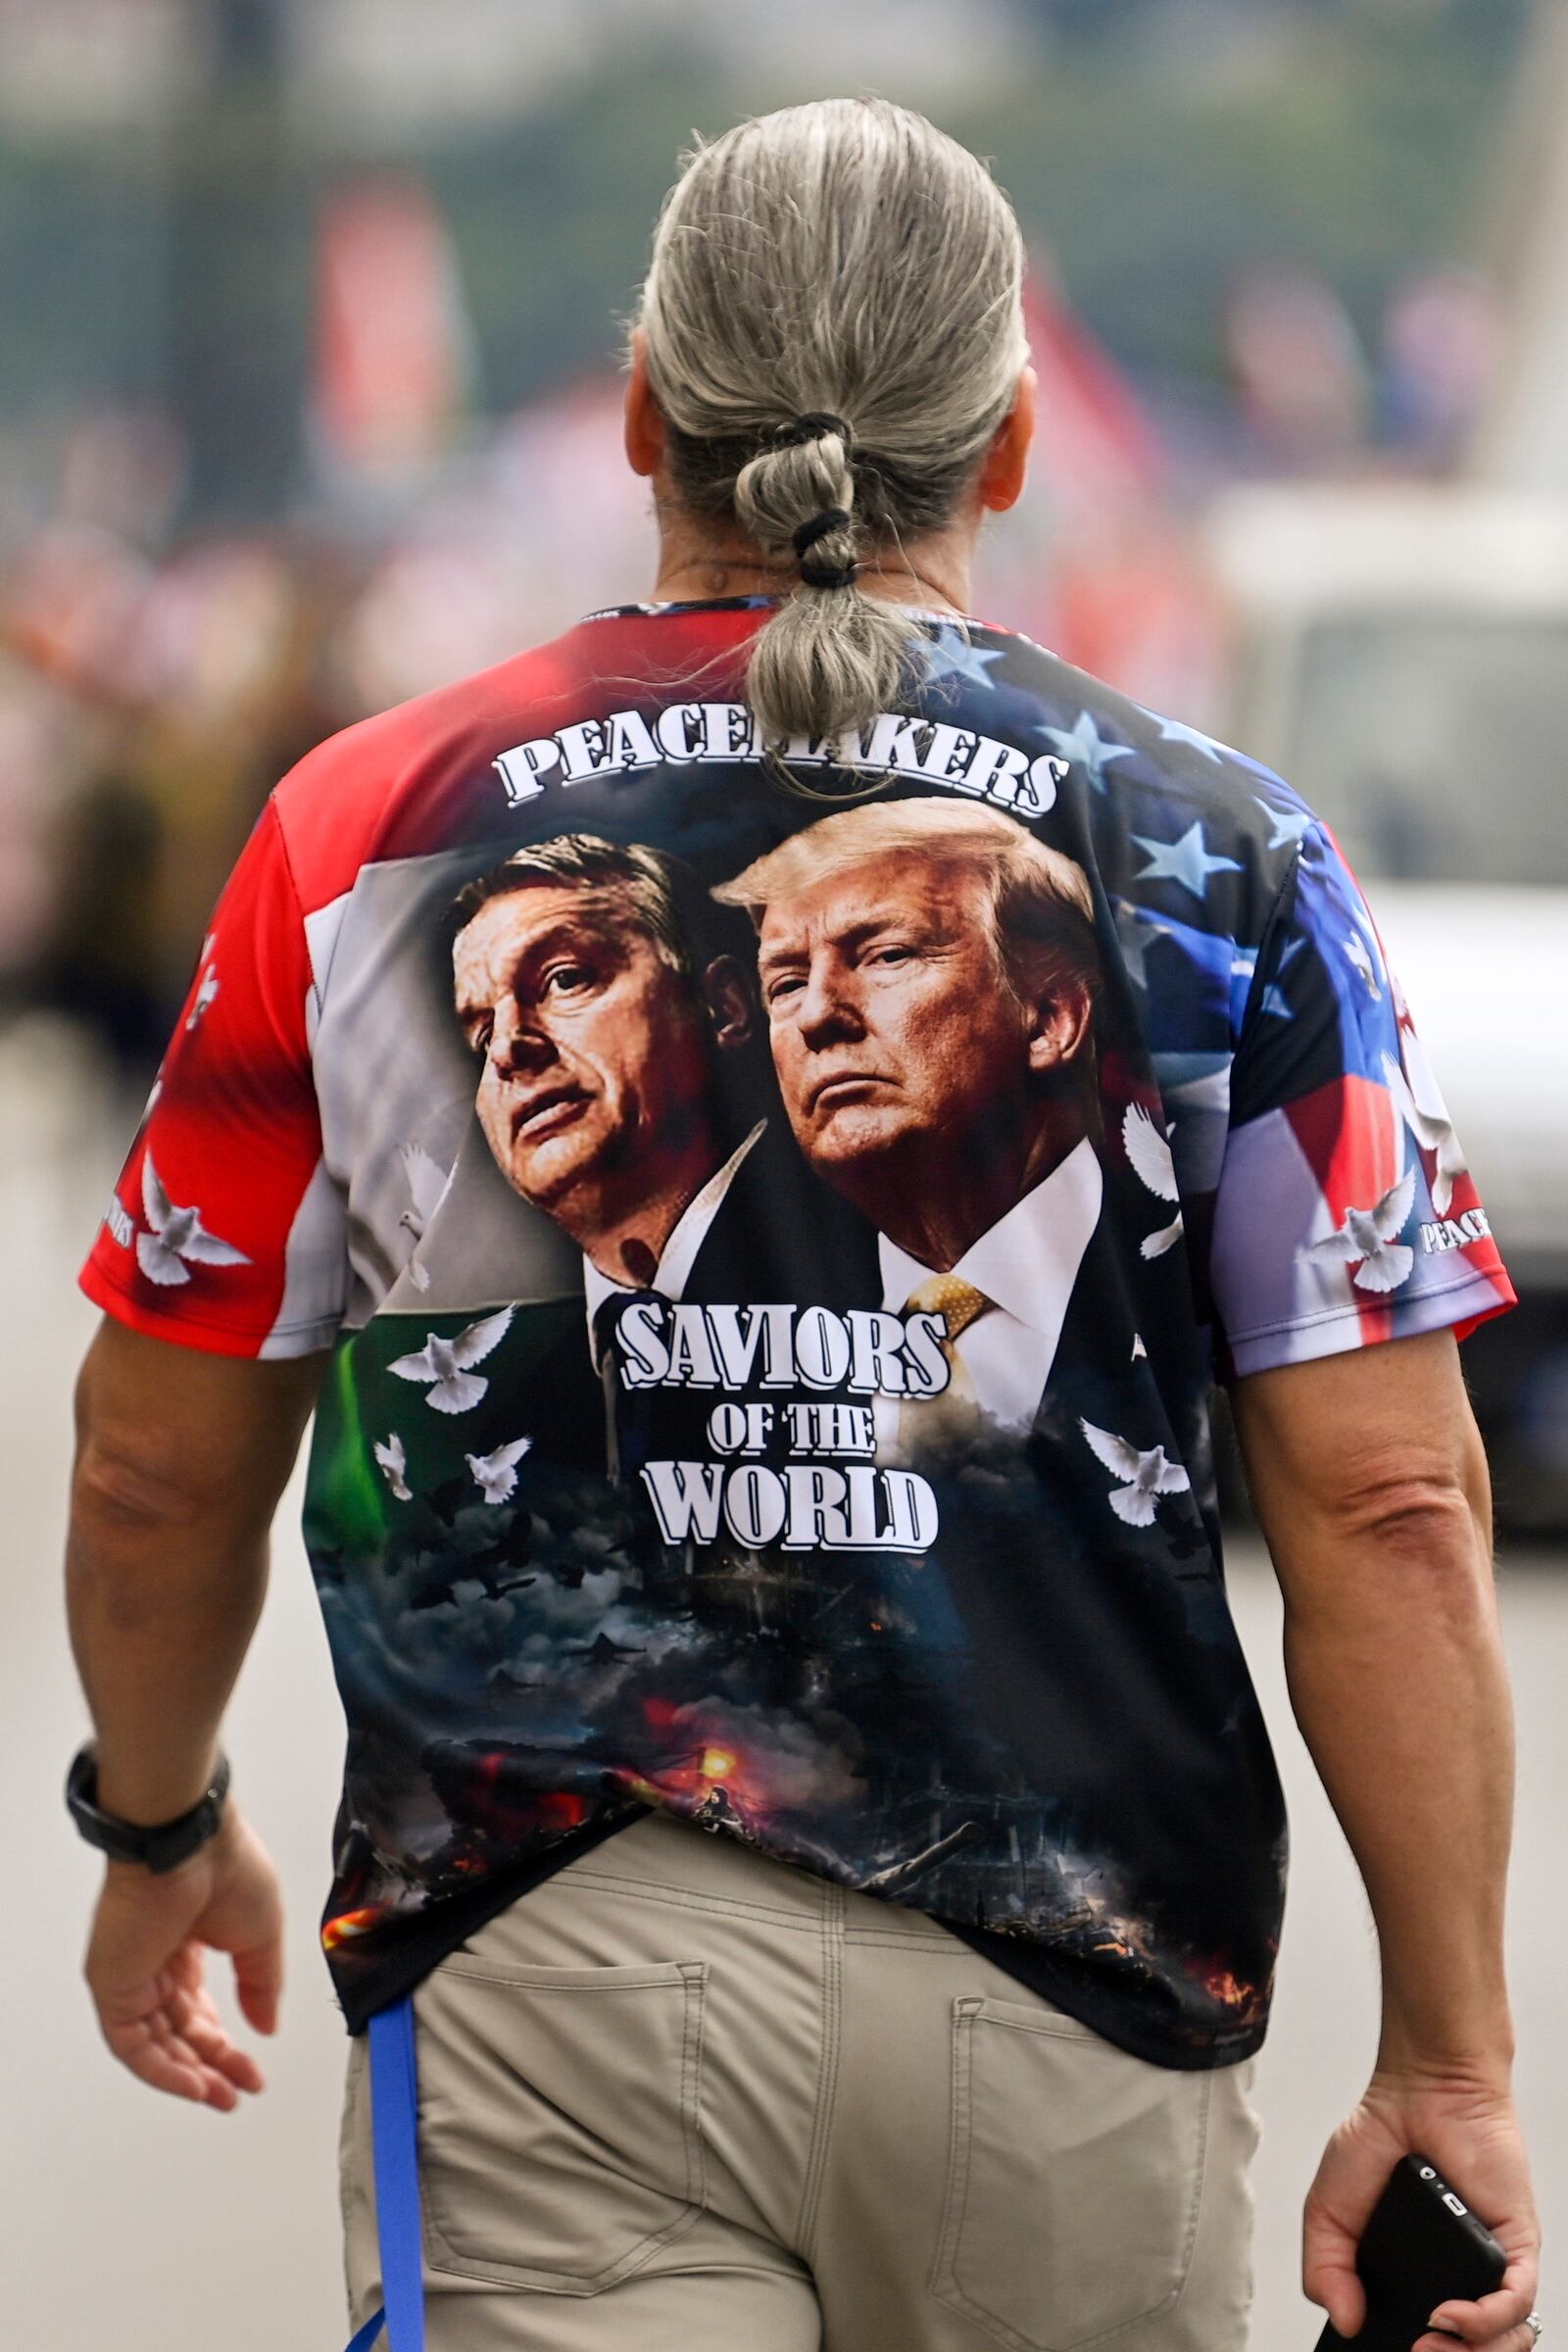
{"left": 897, "top": 1273, "right": 997, "bottom": 1461}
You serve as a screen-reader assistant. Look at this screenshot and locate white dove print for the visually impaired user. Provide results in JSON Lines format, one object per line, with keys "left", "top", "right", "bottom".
{"left": 136, "top": 1152, "right": 251, "bottom": 1288}
{"left": 1079, "top": 1420, "right": 1193, "bottom": 1527}
{"left": 373, "top": 1434, "right": 413, "bottom": 1501}
{"left": 466, "top": 1437, "right": 533, "bottom": 1504}
{"left": 1382, "top": 1049, "right": 1467, "bottom": 1218}
{"left": 398, "top": 1142, "right": 451, "bottom": 1293}
{"left": 389, "top": 1306, "right": 514, "bottom": 1414}
{"left": 1122, "top": 1103, "right": 1184, "bottom": 1259}
{"left": 1303, "top": 1167, "right": 1417, "bottom": 1294}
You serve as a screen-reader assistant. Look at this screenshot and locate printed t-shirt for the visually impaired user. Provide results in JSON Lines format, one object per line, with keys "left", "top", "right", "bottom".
{"left": 79, "top": 598, "right": 1514, "bottom": 2068}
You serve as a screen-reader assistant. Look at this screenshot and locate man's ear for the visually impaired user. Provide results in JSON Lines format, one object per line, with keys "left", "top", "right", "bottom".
{"left": 625, "top": 327, "right": 665, "bottom": 480}
{"left": 703, "top": 954, "right": 756, "bottom": 1052}
{"left": 979, "top": 366, "right": 1037, "bottom": 515}
{"left": 1025, "top": 972, "right": 1094, "bottom": 1075}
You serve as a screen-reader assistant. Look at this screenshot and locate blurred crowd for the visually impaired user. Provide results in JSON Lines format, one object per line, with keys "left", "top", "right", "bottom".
{"left": 0, "top": 194, "right": 1500, "bottom": 1075}
{"left": 5, "top": 0, "right": 1563, "bottom": 1526}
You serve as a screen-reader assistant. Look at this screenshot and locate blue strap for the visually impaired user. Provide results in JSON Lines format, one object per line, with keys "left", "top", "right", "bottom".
{"left": 343, "top": 1995, "right": 425, "bottom": 2352}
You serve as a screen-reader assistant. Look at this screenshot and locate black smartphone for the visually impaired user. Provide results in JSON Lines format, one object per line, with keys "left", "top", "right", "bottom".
{"left": 1314, "top": 2156, "right": 1507, "bottom": 2350}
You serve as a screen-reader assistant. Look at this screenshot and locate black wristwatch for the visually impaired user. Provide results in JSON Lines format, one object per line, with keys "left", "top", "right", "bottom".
{"left": 66, "top": 1743, "right": 231, "bottom": 1873}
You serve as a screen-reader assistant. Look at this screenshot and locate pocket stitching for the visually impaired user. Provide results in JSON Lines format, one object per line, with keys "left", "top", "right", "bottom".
{"left": 1163, "top": 2065, "right": 1215, "bottom": 2328}
{"left": 563, "top": 1869, "right": 826, "bottom": 1931}
{"left": 679, "top": 1957, "right": 708, "bottom": 2211}
{"left": 928, "top": 1996, "right": 979, "bottom": 2313}
{"left": 930, "top": 1995, "right": 1214, "bottom": 2352}
{"left": 966, "top": 1998, "right": 1100, "bottom": 2043}
{"left": 434, "top": 1953, "right": 699, "bottom": 1992}
{"left": 420, "top": 1960, "right": 709, "bottom": 2296}
{"left": 424, "top": 2191, "right": 704, "bottom": 2298}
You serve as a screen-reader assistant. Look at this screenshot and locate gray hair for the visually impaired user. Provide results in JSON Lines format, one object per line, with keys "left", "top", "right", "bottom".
{"left": 638, "top": 99, "right": 1029, "bottom": 750}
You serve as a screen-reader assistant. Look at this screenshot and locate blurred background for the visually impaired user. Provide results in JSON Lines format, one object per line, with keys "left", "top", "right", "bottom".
{"left": 4, "top": 1, "right": 1564, "bottom": 2343}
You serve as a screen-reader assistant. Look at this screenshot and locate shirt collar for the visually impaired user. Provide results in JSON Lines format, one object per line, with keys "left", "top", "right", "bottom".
{"left": 583, "top": 1118, "right": 767, "bottom": 1358}
{"left": 878, "top": 1135, "right": 1103, "bottom": 1337}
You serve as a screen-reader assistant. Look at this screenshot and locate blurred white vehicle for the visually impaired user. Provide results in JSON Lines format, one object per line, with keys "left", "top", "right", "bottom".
{"left": 1203, "top": 482, "right": 1568, "bottom": 1526}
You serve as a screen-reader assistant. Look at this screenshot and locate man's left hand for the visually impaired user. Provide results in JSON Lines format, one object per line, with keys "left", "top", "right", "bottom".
{"left": 83, "top": 1807, "right": 283, "bottom": 2110}
{"left": 1303, "top": 2066, "right": 1540, "bottom": 2352}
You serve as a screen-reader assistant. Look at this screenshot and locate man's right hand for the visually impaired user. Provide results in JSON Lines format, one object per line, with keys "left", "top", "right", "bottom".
{"left": 83, "top": 1806, "right": 283, "bottom": 2111}
{"left": 1303, "top": 2067, "right": 1540, "bottom": 2351}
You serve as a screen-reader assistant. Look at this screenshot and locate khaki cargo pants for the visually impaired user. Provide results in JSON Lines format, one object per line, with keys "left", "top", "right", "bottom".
{"left": 341, "top": 1810, "right": 1260, "bottom": 2351}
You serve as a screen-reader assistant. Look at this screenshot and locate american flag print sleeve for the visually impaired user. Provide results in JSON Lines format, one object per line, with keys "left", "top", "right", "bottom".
{"left": 1208, "top": 817, "right": 1513, "bottom": 1379}
{"left": 78, "top": 796, "right": 347, "bottom": 1359}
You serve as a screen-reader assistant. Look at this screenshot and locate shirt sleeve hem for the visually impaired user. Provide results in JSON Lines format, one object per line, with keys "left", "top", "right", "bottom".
{"left": 1222, "top": 1266, "right": 1516, "bottom": 1381}
{"left": 77, "top": 1255, "right": 340, "bottom": 1359}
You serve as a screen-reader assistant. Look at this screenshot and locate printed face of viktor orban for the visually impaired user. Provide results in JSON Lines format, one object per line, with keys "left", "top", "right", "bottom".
{"left": 452, "top": 882, "right": 715, "bottom": 1233}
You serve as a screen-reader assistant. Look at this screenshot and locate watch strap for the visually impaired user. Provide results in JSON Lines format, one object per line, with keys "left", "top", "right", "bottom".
{"left": 66, "top": 1744, "right": 231, "bottom": 1873}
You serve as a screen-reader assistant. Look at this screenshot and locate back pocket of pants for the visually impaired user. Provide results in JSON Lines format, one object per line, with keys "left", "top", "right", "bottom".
{"left": 930, "top": 1995, "right": 1211, "bottom": 2351}
{"left": 416, "top": 1954, "right": 708, "bottom": 2295}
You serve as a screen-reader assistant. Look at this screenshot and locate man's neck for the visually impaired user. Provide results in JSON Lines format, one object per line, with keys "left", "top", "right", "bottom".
{"left": 649, "top": 512, "right": 977, "bottom": 618}
{"left": 852, "top": 1119, "right": 1085, "bottom": 1273}
{"left": 558, "top": 1152, "right": 718, "bottom": 1290}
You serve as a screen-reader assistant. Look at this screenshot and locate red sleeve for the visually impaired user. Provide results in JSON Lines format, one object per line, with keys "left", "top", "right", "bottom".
{"left": 79, "top": 799, "right": 347, "bottom": 1357}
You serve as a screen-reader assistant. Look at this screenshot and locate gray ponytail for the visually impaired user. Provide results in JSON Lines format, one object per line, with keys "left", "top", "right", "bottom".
{"left": 637, "top": 99, "right": 1028, "bottom": 751}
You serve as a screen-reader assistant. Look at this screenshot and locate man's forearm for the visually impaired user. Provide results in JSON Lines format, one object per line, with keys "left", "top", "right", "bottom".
{"left": 1231, "top": 1336, "right": 1538, "bottom": 2342}
{"left": 1275, "top": 1472, "right": 1514, "bottom": 2079}
{"left": 66, "top": 1322, "right": 323, "bottom": 1826}
{"left": 67, "top": 1486, "right": 269, "bottom": 1824}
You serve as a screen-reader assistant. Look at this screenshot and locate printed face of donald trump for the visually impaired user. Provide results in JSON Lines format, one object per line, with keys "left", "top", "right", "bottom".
{"left": 756, "top": 859, "right": 1025, "bottom": 1163}
{"left": 751, "top": 847, "right": 1095, "bottom": 1264}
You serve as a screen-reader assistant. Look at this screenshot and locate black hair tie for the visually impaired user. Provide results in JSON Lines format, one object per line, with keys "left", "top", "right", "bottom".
{"left": 793, "top": 508, "right": 851, "bottom": 557}
{"left": 772, "top": 411, "right": 855, "bottom": 453}
{"left": 791, "top": 507, "right": 858, "bottom": 591}
{"left": 800, "top": 559, "right": 858, "bottom": 591}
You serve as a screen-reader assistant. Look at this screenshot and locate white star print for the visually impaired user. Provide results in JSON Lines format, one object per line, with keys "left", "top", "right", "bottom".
{"left": 1131, "top": 821, "right": 1243, "bottom": 901}
{"left": 1113, "top": 901, "right": 1174, "bottom": 989}
{"left": 1153, "top": 712, "right": 1225, "bottom": 762}
{"left": 916, "top": 624, "right": 1007, "bottom": 692}
{"left": 1253, "top": 797, "right": 1314, "bottom": 851}
{"left": 1041, "top": 710, "right": 1137, "bottom": 792}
